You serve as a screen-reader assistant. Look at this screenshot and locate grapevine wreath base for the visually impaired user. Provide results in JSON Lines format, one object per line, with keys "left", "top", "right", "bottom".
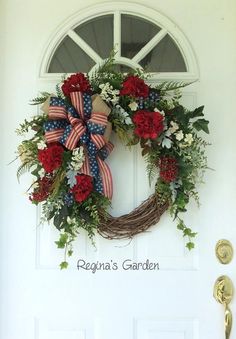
{"left": 16, "top": 54, "right": 209, "bottom": 268}
{"left": 98, "top": 195, "right": 169, "bottom": 239}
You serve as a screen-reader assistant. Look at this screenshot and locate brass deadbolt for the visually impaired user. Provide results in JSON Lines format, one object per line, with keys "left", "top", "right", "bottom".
{"left": 215, "top": 239, "right": 233, "bottom": 264}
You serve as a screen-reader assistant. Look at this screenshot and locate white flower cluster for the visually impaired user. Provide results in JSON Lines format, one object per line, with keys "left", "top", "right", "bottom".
{"left": 166, "top": 121, "right": 194, "bottom": 147}
{"left": 69, "top": 146, "right": 85, "bottom": 171}
{"left": 128, "top": 101, "right": 138, "bottom": 111}
{"left": 36, "top": 139, "right": 47, "bottom": 177}
{"left": 99, "top": 83, "right": 120, "bottom": 104}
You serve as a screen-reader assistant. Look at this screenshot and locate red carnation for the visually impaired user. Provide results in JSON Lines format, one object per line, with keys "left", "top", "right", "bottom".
{"left": 62, "top": 73, "right": 91, "bottom": 97}
{"left": 120, "top": 75, "right": 149, "bottom": 98}
{"left": 159, "top": 157, "right": 178, "bottom": 183}
{"left": 71, "top": 175, "right": 93, "bottom": 203}
{"left": 132, "top": 110, "right": 164, "bottom": 139}
{"left": 38, "top": 144, "right": 64, "bottom": 173}
{"left": 29, "top": 177, "right": 52, "bottom": 202}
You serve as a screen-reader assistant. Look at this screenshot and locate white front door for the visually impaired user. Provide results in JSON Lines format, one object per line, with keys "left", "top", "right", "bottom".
{"left": 1, "top": 1, "right": 236, "bottom": 339}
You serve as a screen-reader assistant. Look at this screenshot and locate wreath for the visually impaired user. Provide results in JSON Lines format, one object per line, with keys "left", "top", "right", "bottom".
{"left": 16, "top": 56, "right": 209, "bottom": 268}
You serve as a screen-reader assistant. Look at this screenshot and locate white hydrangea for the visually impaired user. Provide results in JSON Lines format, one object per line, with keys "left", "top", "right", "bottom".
{"left": 128, "top": 101, "right": 138, "bottom": 111}
{"left": 175, "top": 130, "right": 184, "bottom": 141}
{"left": 69, "top": 146, "right": 85, "bottom": 171}
{"left": 99, "top": 82, "right": 120, "bottom": 104}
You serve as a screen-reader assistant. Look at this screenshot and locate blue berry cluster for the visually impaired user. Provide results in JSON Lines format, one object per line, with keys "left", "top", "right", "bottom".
{"left": 63, "top": 192, "right": 74, "bottom": 207}
{"left": 138, "top": 91, "right": 160, "bottom": 110}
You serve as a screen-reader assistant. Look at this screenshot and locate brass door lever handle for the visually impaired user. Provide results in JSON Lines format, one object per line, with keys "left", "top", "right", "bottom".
{"left": 214, "top": 275, "right": 234, "bottom": 339}
{"left": 225, "top": 303, "right": 232, "bottom": 339}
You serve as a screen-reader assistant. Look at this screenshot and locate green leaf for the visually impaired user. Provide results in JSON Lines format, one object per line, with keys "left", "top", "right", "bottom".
{"left": 60, "top": 261, "right": 68, "bottom": 269}
{"left": 68, "top": 249, "right": 73, "bottom": 257}
{"left": 186, "top": 242, "right": 195, "bottom": 250}
{"left": 177, "top": 220, "right": 185, "bottom": 230}
{"left": 60, "top": 205, "right": 69, "bottom": 218}
{"left": 183, "top": 227, "right": 193, "bottom": 237}
{"left": 55, "top": 233, "right": 68, "bottom": 248}
{"left": 192, "top": 119, "right": 209, "bottom": 134}
{"left": 53, "top": 213, "right": 63, "bottom": 230}
{"left": 188, "top": 106, "right": 204, "bottom": 119}
{"left": 31, "top": 166, "right": 41, "bottom": 177}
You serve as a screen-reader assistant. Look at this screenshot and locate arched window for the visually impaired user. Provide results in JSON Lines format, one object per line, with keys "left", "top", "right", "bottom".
{"left": 40, "top": 3, "right": 198, "bottom": 81}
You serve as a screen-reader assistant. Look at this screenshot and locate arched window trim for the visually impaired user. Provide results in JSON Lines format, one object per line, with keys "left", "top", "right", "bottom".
{"left": 39, "top": 2, "right": 199, "bottom": 83}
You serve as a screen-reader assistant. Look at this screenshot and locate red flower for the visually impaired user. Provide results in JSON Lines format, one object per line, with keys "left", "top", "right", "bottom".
{"left": 120, "top": 75, "right": 149, "bottom": 98}
{"left": 71, "top": 175, "right": 93, "bottom": 202}
{"left": 62, "top": 73, "right": 91, "bottom": 97}
{"left": 29, "top": 177, "right": 52, "bottom": 202}
{"left": 159, "top": 157, "right": 178, "bottom": 183}
{"left": 132, "top": 110, "right": 164, "bottom": 139}
{"left": 38, "top": 144, "right": 64, "bottom": 173}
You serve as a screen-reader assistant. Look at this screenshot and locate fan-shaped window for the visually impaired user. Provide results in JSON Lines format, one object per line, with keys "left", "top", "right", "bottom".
{"left": 48, "top": 12, "right": 188, "bottom": 74}
{"left": 42, "top": 4, "right": 198, "bottom": 80}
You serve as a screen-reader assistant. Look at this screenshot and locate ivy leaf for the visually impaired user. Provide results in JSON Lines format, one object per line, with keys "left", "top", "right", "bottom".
{"left": 60, "top": 205, "right": 69, "bottom": 218}
{"left": 68, "top": 249, "right": 73, "bottom": 257}
{"left": 53, "top": 213, "right": 63, "bottom": 230}
{"left": 60, "top": 261, "right": 68, "bottom": 269}
{"left": 192, "top": 119, "right": 209, "bottom": 134}
{"left": 31, "top": 166, "right": 41, "bottom": 177}
{"left": 55, "top": 233, "right": 68, "bottom": 248}
{"left": 188, "top": 105, "right": 204, "bottom": 119}
{"left": 186, "top": 242, "right": 195, "bottom": 250}
{"left": 177, "top": 220, "right": 185, "bottom": 230}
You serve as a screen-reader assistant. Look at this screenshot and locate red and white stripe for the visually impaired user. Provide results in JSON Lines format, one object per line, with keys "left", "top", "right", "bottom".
{"left": 89, "top": 112, "right": 107, "bottom": 126}
{"left": 97, "top": 157, "right": 113, "bottom": 200}
{"left": 91, "top": 134, "right": 106, "bottom": 150}
{"left": 80, "top": 151, "right": 91, "bottom": 176}
{"left": 45, "top": 129, "right": 64, "bottom": 143}
{"left": 64, "top": 123, "right": 86, "bottom": 150}
{"left": 70, "top": 92, "right": 84, "bottom": 119}
{"left": 48, "top": 106, "right": 67, "bottom": 120}
{"left": 105, "top": 141, "right": 114, "bottom": 155}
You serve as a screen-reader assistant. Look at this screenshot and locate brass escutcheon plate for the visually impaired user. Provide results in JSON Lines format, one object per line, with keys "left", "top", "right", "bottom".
{"left": 213, "top": 275, "right": 234, "bottom": 305}
{"left": 215, "top": 239, "right": 233, "bottom": 264}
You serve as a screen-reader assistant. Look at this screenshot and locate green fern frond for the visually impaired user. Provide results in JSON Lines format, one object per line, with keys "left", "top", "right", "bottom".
{"left": 30, "top": 92, "right": 50, "bottom": 105}
{"left": 144, "top": 153, "right": 158, "bottom": 186}
{"left": 17, "top": 161, "right": 35, "bottom": 181}
{"left": 156, "top": 81, "right": 195, "bottom": 92}
{"left": 56, "top": 83, "right": 65, "bottom": 99}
